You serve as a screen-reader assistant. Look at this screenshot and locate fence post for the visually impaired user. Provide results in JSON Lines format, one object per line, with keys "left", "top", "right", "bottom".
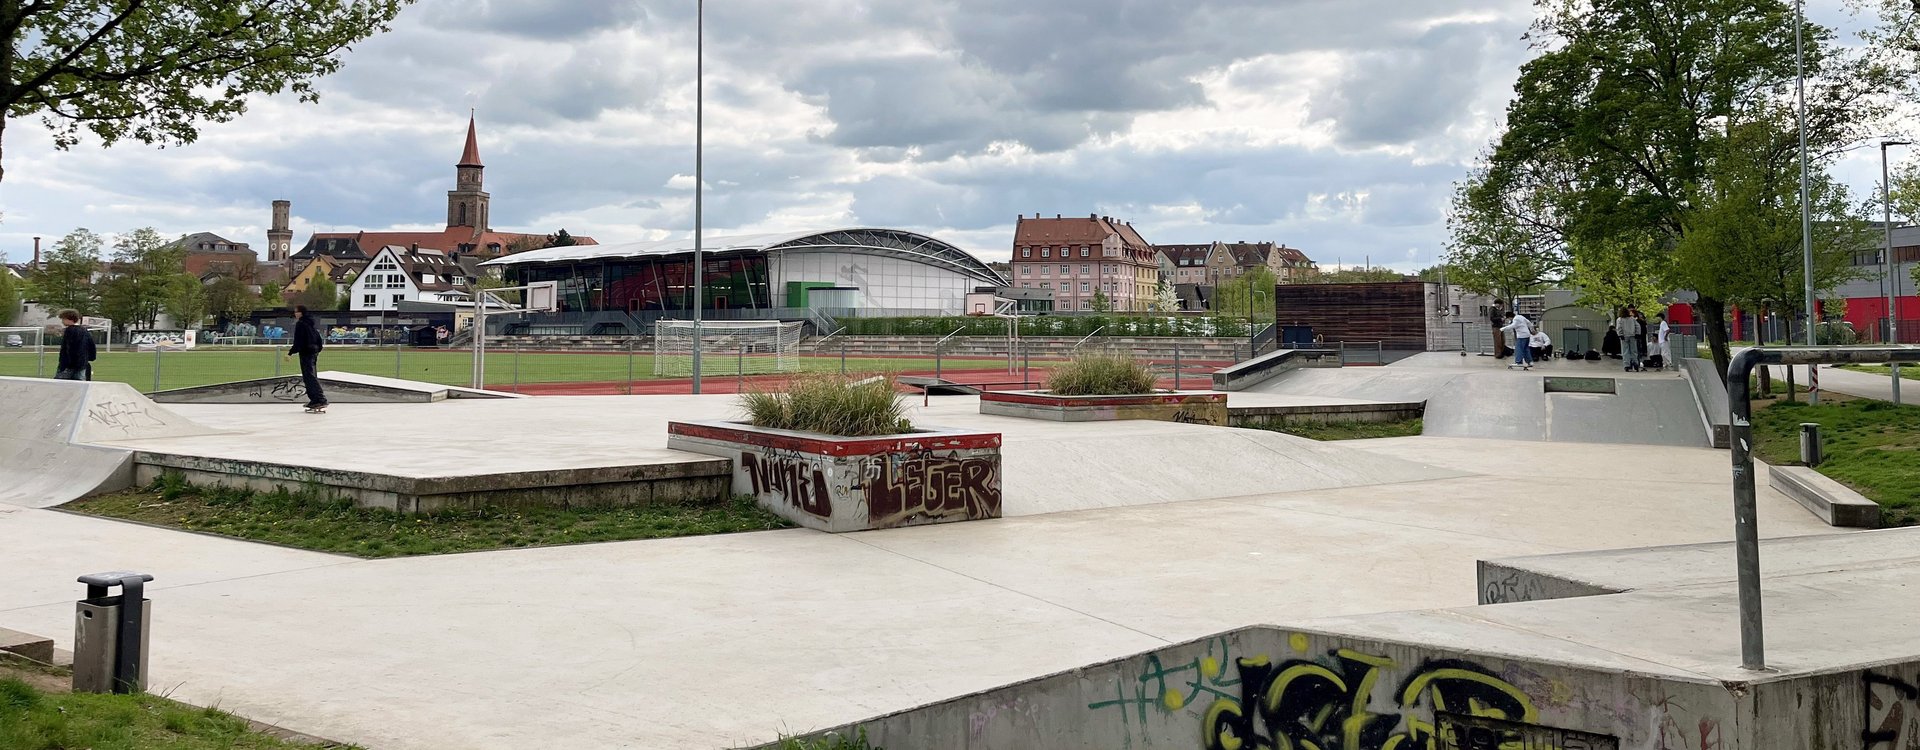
{"left": 1174, "top": 347, "right": 1182, "bottom": 391}
{"left": 1022, "top": 341, "right": 1030, "bottom": 387}
{"left": 513, "top": 345, "right": 521, "bottom": 394}
{"left": 395, "top": 336, "right": 403, "bottom": 379}
{"left": 840, "top": 342, "right": 847, "bottom": 375}
{"left": 626, "top": 338, "right": 635, "bottom": 396}
{"left": 738, "top": 346, "right": 745, "bottom": 392}
{"left": 152, "top": 347, "right": 162, "bottom": 393}
{"left": 936, "top": 344, "right": 943, "bottom": 383}
{"left": 274, "top": 346, "right": 281, "bottom": 377}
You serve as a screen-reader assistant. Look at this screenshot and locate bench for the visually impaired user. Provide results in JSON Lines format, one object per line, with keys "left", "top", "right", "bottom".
{"left": 1771, "top": 464, "right": 1882, "bottom": 528}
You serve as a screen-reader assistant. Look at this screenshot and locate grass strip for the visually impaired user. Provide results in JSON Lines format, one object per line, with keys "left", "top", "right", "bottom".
{"left": 0, "top": 675, "right": 357, "bottom": 750}
{"left": 70, "top": 476, "right": 794, "bottom": 558}
{"left": 1250, "top": 418, "right": 1424, "bottom": 441}
{"left": 1750, "top": 393, "right": 1920, "bottom": 527}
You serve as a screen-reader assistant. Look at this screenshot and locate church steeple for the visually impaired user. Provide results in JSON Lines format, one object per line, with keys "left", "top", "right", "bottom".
{"left": 448, "top": 113, "right": 490, "bottom": 233}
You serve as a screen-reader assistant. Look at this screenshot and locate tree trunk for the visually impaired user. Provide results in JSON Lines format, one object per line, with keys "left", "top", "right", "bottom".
{"left": 1698, "top": 295, "right": 1732, "bottom": 385}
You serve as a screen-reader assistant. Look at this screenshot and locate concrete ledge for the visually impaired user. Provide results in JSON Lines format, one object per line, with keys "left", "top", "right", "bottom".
{"left": 151, "top": 371, "right": 518, "bottom": 405}
{"left": 1211, "top": 348, "right": 1340, "bottom": 392}
{"left": 0, "top": 626, "right": 55, "bottom": 664}
{"left": 1228, "top": 400, "right": 1424, "bottom": 429}
{"left": 979, "top": 391, "right": 1227, "bottom": 425}
{"left": 132, "top": 451, "right": 730, "bottom": 514}
{"left": 1680, "top": 357, "right": 1730, "bottom": 448}
{"left": 1771, "top": 464, "right": 1883, "bottom": 528}
{"left": 1475, "top": 559, "right": 1626, "bottom": 604}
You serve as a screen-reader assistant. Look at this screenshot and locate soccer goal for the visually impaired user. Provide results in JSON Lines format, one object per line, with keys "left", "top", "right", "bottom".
{"left": 0, "top": 326, "right": 52, "bottom": 377}
{"left": 653, "top": 320, "right": 805, "bottom": 377}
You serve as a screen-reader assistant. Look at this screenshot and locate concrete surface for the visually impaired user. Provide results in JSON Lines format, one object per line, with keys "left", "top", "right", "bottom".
{"left": 1770, "top": 463, "right": 1884, "bottom": 528}
{"left": 150, "top": 371, "right": 519, "bottom": 404}
{"left": 0, "top": 376, "right": 221, "bottom": 508}
{"left": 1250, "top": 352, "right": 1710, "bottom": 447}
{"left": 0, "top": 625, "right": 54, "bottom": 663}
{"left": 1477, "top": 527, "right": 1919, "bottom": 603}
{"left": 1680, "top": 357, "right": 1730, "bottom": 447}
{"left": 1210, "top": 347, "right": 1339, "bottom": 391}
{"left": 0, "top": 420, "right": 1840, "bottom": 749}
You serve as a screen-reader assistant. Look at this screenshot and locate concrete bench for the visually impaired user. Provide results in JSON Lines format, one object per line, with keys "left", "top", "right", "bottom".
{"left": 1771, "top": 464, "right": 1882, "bottom": 528}
{"left": 1211, "top": 348, "right": 1340, "bottom": 392}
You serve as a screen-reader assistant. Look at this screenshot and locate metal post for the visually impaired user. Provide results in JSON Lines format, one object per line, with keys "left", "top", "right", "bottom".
{"left": 1174, "top": 347, "right": 1182, "bottom": 391}
{"left": 840, "top": 342, "right": 847, "bottom": 375}
{"left": 1726, "top": 349, "right": 1766, "bottom": 670}
{"left": 1794, "top": 0, "right": 1819, "bottom": 405}
{"left": 274, "top": 345, "right": 281, "bottom": 377}
{"left": 152, "top": 347, "right": 161, "bottom": 392}
{"left": 395, "top": 335, "right": 403, "bottom": 379}
{"left": 513, "top": 345, "right": 521, "bottom": 394}
{"left": 690, "top": 0, "right": 705, "bottom": 394}
{"left": 626, "top": 338, "right": 635, "bottom": 396}
{"left": 935, "top": 344, "right": 943, "bottom": 383}
{"left": 737, "top": 345, "right": 744, "bottom": 392}
{"left": 1886, "top": 141, "right": 1909, "bottom": 404}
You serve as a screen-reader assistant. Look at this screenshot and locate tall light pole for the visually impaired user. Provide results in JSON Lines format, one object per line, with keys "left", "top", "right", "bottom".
{"left": 1884, "top": 140, "right": 1910, "bottom": 404}
{"left": 690, "top": 0, "right": 705, "bottom": 393}
{"left": 1793, "top": 0, "right": 1819, "bottom": 405}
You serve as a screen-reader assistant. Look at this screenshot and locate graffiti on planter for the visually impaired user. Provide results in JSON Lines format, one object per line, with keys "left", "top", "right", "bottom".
{"left": 86, "top": 398, "right": 171, "bottom": 436}
{"left": 1436, "top": 713, "right": 1618, "bottom": 749}
{"left": 741, "top": 450, "right": 832, "bottom": 518}
{"left": 1481, "top": 570, "right": 1549, "bottom": 604}
{"left": 1200, "top": 648, "right": 1546, "bottom": 750}
{"left": 1864, "top": 671, "right": 1920, "bottom": 749}
{"left": 1087, "top": 636, "right": 1243, "bottom": 745}
{"left": 863, "top": 451, "right": 1001, "bottom": 526}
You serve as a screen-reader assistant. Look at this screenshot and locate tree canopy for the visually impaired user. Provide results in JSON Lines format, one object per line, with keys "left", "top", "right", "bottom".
{"left": 29, "top": 228, "right": 102, "bottom": 314}
{"left": 96, "top": 227, "right": 180, "bottom": 330}
{"left": 0, "top": 0, "right": 412, "bottom": 182}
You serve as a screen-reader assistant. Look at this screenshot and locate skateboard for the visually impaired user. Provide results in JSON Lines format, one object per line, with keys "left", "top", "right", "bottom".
{"left": 304, "top": 404, "right": 328, "bottom": 414}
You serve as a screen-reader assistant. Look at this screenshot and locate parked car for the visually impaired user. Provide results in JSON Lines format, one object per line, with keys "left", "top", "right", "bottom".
{"left": 4, "top": 334, "right": 22, "bottom": 348}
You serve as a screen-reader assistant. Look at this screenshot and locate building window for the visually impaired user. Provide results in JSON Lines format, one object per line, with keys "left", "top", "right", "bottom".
{"left": 1041, "top": 282, "right": 1051, "bottom": 289}
{"left": 362, "top": 294, "right": 375, "bottom": 306}
{"left": 1021, "top": 248, "right": 1031, "bottom": 258}
{"left": 1041, "top": 266, "right": 1051, "bottom": 275}
{"left": 392, "top": 294, "right": 404, "bottom": 306}
{"left": 1042, "top": 247, "right": 1050, "bottom": 258}
{"left": 1060, "top": 265, "right": 1069, "bottom": 275}
{"left": 1081, "top": 264, "right": 1090, "bottom": 275}
{"left": 1081, "top": 281, "right": 1090, "bottom": 292}
{"left": 1021, "top": 266, "right": 1031, "bottom": 276}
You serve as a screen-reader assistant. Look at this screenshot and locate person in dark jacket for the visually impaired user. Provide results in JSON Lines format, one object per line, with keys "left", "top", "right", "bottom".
{"left": 287, "top": 306, "right": 328, "bottom": 409}
{"left": 1602, "top": 324, "right": 1622, "bottom": 359}
{"left": 54, "top": 309, "right": 94, "bottom": 380}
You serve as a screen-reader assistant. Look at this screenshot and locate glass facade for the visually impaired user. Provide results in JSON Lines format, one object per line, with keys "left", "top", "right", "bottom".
{"left": 516, "top": 254, "right": 770, "bottom": 313}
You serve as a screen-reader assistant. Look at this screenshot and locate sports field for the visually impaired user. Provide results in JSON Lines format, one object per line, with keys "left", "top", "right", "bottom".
{"left": 0, "top": 347, "right": 1014, "bottom": 393}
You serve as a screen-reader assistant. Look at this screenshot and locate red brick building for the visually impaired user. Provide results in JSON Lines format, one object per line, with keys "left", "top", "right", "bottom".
{"left": 1010, "top": 214, "right": 1159, "bottom": 312}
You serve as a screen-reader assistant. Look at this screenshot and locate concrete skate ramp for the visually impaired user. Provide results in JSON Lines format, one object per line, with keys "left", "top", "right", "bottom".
{"left": 151, "top": 371, "right": 518, "bottom": 404}
{"left": 0, "top": 377, "right": 221, "bottom": 508}
{"left": 996, "top": 424, "right": 1462, "bottom": 516}
{"left": 1251, "top": 365, "right": 1711, "bottom": 447}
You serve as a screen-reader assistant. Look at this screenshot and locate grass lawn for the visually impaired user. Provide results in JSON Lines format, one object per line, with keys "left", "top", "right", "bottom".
{"left": 1751, "top": 392, "right": 1920, "bottom": 527}
{"left": 0, "top": 348, "right": 1008, "bottom": 393}
{"left": 0, "top": 670, "right": 355, "bottom": 750}
{"left": 1838, "top": 364, "right": 1920, "bottom": 381}
{"left": 1251, "top": 418, "right": 1424, "bottom": 441}
{"left": 70, "top": 477, "right": 795, "bottom": 558}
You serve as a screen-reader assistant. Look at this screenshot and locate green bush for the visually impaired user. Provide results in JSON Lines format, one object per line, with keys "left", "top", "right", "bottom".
{"left": 776, "top": 729, "right": 880, "bottom": 749}
{"left": 741, "top": 375, "right": 912, "bottom": 436}
{"left": 1045, "top": 351, "right": 1159, "bottom": 395}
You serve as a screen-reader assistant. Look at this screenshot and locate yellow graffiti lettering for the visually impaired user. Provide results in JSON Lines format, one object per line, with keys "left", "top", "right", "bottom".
{"left": 1202, "top": 656, "right": 1223, "bottom": 679}
{"left": 1338, "top": 649, "right": 1395, "bottom": 750}
{"left": 1398, "top": 668, "right": 1537, "bottom": 722}
{"left": 1165, "top": 688, "right": 1187, "bottom": 711}
{"left": 1289, "top": 632, "right": 1310, "bottom": 653}
{"left": 1204, "top": 699, "right": 1246, "bottom": 750}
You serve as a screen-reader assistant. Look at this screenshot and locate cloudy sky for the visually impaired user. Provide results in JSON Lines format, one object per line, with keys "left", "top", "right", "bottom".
{"left": 0, "top": 0, "right": 1884, "bottom": 271}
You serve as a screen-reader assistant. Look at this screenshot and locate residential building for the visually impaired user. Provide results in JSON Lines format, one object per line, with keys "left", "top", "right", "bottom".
{"left": 1009, "top": 214, "right": 1159, "bottom": 312}
{"left": 287, "top": 117, "right": 596, "bottom": 278}
{"left": 1156, "top": 243, "right": 1218, "bottom": 288}
{"left": 1212, "top": 241, "right": 1318, "bottom": 286}
{"left": 168, "top": 232, "right": 257, "bottom": 279}
{"left": 349, "top": 245, "right": 480, "bottom": 312}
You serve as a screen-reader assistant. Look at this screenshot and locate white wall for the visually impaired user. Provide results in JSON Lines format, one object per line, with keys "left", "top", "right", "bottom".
{"left": 770, "top": 251, "right": 978, "bottom": 314}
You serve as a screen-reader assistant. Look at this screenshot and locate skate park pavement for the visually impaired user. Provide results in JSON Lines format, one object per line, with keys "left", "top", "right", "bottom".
{"left": 0, "top": 369, "right": 1860, "bottom": 749}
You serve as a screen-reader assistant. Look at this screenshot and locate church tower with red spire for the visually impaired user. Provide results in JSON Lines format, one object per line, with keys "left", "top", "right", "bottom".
{"left": 447, "top": 115, "right": 490, "bottom": 235}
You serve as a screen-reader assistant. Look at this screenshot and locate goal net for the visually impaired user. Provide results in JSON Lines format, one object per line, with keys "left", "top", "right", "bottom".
{"left": 0, "top": 326, "right": 52, "bottom": 377}
{"left": 653, "top": 320, "right": 805, "bottom": 377}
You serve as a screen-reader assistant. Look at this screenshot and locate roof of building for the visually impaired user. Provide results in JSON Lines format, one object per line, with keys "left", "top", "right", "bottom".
{"left": 1013, "top": 214, "right": 1153, "bottom": 250}
{"left": 291, "top": 228, "right": 597, "bottom": 261}
{"left": 370, "top": 245, "right": 473, "bottom": 292}
{"left": 168, "top": 232, "right": 253, "bottom": 254}
{"left": 483, "top": 227, "right": 1006, "bottom": 285}
{"left": 458, "top": 116, "right": 483, "bottom": 168}
{"left": 1155, "top": 244, "right": 1213, "bottom": 266}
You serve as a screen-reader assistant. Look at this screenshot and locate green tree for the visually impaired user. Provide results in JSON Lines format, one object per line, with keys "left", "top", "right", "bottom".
{"left": 292, "top": 274, "right": 338, "bottom": 312}
{"left": 1415, "top": 264, "right": 1451, "bottom": 283}
{"left": 1316, "top": 267, "right": 1408, "bottom": 284}
{"left": 1444, "top": 161, "right": 1571, "bottom": 304}
{"left": 96, "top": 227, "right": 182, "bottom": 330}
{"left": 162, "top": 274, "right": 207, "bottom": 330}
{"left": 1571, "top": 232, "right": 1669, "bottom": 315}
{"left": 1485, "top": 0, "right": 1894, "bottom": 379}
{"left": 547, "top": 229, "right": 579, "bottom": 247}
{"left": 1153, "top": 279, "right": 1180, "bottom": 312}
{"left": 0, "top": 0, "right": 412, "bottom": 183}
{"left": 204, "top": 276, "right": 258, "bottom": 326}
{"left": 0, "top": 259, "right": 21, "bottom": 326}
{"left": 260, "top": 281, "right": 284, "bottom": 307}
{"left": 1087, "top": 289, "right": 1112, "bottom": 313}
{"left": 1214, "top": 267, "right": 1277, "bottom": 318}
{"left": 29, "top": 228, "right": 103, "bottom": 313}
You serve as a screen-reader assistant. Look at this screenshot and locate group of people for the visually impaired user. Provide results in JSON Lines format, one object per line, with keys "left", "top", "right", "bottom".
{"left": 1491, "top": 301, "right": 1671, "bottom": 372}
{"left": 1606, "top": 305, "right": 1669, "bottom": 372}
{"left": 50, "top": 305, "right": 329, "bottom": 412}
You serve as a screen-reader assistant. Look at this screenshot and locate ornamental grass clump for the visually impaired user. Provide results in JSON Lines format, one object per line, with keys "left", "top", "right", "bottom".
{"left": 1045, "top": 351, "right": 1159, "bottom": 396}
{"left": 740, "top": 374, "right": 913, "bottom": 436}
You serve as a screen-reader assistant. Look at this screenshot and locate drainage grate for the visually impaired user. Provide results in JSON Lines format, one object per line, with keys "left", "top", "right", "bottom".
{"left": 1543, "top": 376, "right": 1617, "bottom": 395}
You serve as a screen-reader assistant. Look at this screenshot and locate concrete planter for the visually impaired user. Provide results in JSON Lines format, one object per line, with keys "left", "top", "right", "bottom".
{"left": 978, "top": 390, "right": 1228, "bottom": 426}
{"left": 666, "top": 420, "right": 1003, "bottom": 533}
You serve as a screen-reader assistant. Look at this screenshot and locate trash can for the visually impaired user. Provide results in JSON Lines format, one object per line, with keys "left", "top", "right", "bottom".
{"left": 73, "top": 571, "right": 153, "bottom": 694}
{"left": 1800, "top": 423, "right": 1823, "bottom": 468}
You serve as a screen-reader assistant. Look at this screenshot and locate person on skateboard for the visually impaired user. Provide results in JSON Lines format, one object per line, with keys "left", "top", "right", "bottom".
{"left": 287, "top": 305, "right": 328, "bottom": 412}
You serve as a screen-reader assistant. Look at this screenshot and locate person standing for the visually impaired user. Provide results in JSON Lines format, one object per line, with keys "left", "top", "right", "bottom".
{"left": 1630, "top": 306, "right": 1650, "bottom": 368}
{"left": 1502, "top": 312, "right": 1535, "bottom": 370}
{"left": 1488, "top": 300, "right": 1511, "bottom": 359}
{"left": 287, "top": 305, "right": 328, "bottom": 411}
{"left": 1653, "top": 313, "right": 1671, "bottom": 369}
{"left": 1615, "top": 308, "right": 1642, "bottom": 371}
{"left": 54, "top": 310, "right": 94, "bottom": 381}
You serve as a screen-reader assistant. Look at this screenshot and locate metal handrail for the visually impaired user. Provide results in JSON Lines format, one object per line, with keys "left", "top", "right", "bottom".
{"left": 1072, "top": 326, "right": 1107, "bottom": 350}
{"left": 935, "top": 326, "right": 966, "bottom": 350}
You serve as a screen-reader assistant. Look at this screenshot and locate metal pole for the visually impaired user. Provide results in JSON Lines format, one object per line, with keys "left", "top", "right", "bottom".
{"left": 1174, "top": 347, "right": 1182, "bottom": 391}
{"left": 840, "top": 342, "right": 846, "bottom": 375}
{"left": 1885, "top": 141, "right": 1905, "bottom": 405}
{"left": 513, "top": 344, "right": 520, "bottom": 394}
{"left": 395, "top": 334, "right": 402, "bottom": 379}
{"left": 1726, "top": 348, "right": 1766, "bottom": 669}
{"left": 152, "top": 347, "right": 161, "bottom": 392}
{"left": 690, "top": 0, "right": 705, "bottom": 394}
{"left": 737, "top": 345, "right": 744, "bottom": 392}
{"left": 626, "top": 338, "right": 635, "bottom": 396}
{"left": 1794, "top": 0, "right": 1819, "bottom": 405}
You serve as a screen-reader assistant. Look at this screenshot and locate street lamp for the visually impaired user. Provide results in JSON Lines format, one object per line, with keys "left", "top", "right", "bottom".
{"left": 690, "top": 0, "right": 705, "bottom": 393}
{"left": 1884, "top": 139, "right": 1910, "bottom": 405}
{"left": 1794, "top": 0, "right": 1819, "bottom": 405}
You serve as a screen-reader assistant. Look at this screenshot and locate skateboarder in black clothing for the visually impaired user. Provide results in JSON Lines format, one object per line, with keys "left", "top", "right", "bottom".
{"left": 287, "top": 306, "right": 328, "bottom": 411}
{"left": 54, "top": 309, "right": 95, "bottom": 380}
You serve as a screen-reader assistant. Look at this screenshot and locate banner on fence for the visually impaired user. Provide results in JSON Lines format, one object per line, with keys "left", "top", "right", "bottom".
{"left": 132, "top": 329, "right": 197, "bottom": 351}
